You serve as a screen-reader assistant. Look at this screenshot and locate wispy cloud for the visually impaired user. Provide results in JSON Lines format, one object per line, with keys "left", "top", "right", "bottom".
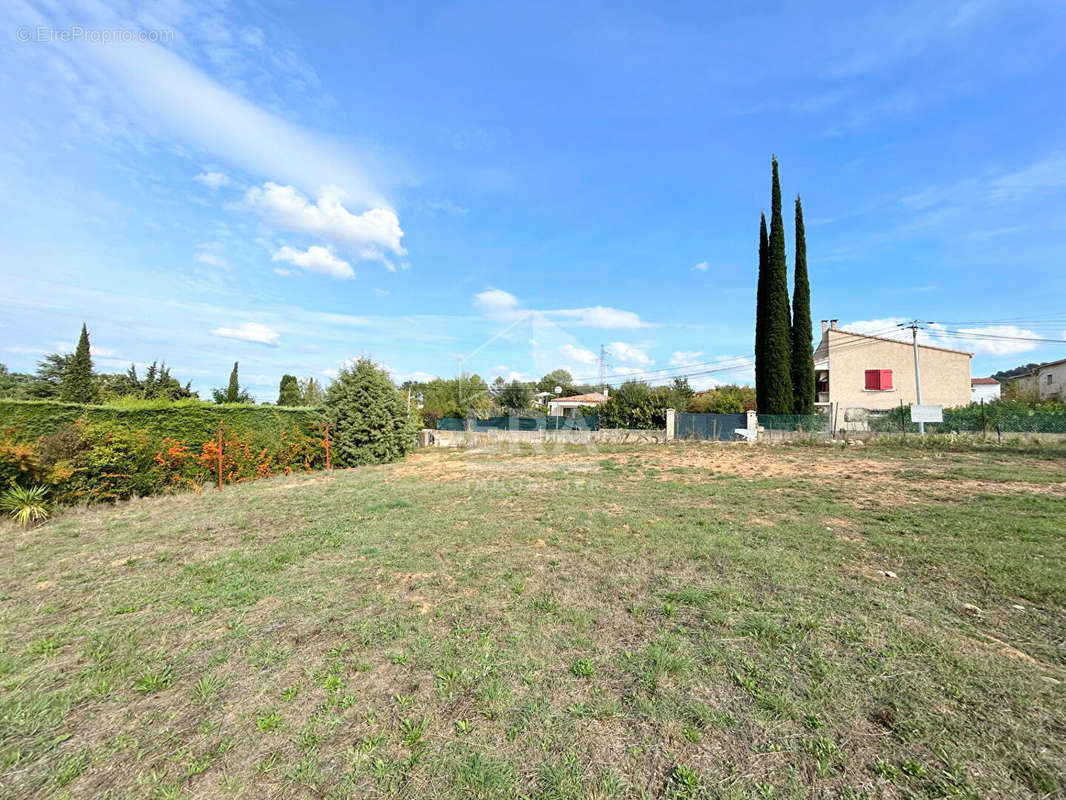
{"left": 84, "top": 38, "right": 387, "bottom": 209}
{"left": 690, "top": 261, "right": 709, "bottom": 272}
{"left": 473, "top": 289, "right": 650, "bottom": 329}
{"left": 669, "top": 351, "right": 704, "bottom": 367}
{"left": 194, "top": 171, "right": 231, "bottom": 190}
{"left": 193, "top": 251, "right": 228, "bottom": 268}
{"left": 210, "top": 321, "right": 280, "bottom": 346}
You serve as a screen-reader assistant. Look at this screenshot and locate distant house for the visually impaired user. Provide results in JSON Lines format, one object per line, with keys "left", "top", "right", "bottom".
{"left": 1008, "top": 358, "right": 1066, "bottom": 402}
{"left": 970, "top": 377, "right": 1001, "bottom": 403}
{"left": 547, "top": 390, "right": 608, "bottom": 417}
{"left": 813, "top": 319, "right": 972, "bottom": 410}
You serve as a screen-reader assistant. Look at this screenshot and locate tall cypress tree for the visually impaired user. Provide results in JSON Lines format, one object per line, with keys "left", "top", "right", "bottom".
{"left": 761, "top": 156, "right": 792, "bottom": 414}
{"left": 60, "top": 323, "right": 96, "bottom": 403}
{"left": 212, "top": 361, "right": 251, "bottom": 403}
{"left": 790, "top": 195, "right": 814, "bottom": 415}
{"left": 226, "top": 362, "right": 240, "bottom": 403}
{"left": 754, "top": 214, "right": 770, "bottom": 413}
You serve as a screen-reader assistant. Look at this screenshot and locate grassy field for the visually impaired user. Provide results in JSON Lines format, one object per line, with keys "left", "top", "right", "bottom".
{"left": 1, "top": 440, "right": 1064, "bottom": 799}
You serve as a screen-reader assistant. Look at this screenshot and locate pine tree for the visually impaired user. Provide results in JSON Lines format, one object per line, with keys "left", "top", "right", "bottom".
{"left": 277, "top": 374, "right": 301, "bottom": 406}
{"left": 790, "top": 195, "right": 815, "bottom": 415}
{"left": 761, "top": 156, "right": 793, "bottom": 414}
{"left": 324, "top": 358, "right": 414, "bottom": 466}
{"left": 60, "top": 323, "right": 97, "bottom": 403}
{"left": 754, "top": 213, "right": 770, "bottom": 413}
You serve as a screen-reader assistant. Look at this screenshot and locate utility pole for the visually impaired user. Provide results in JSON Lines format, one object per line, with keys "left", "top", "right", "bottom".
{"left": 598, "top": 344, "right": 606, "bottom": 394}
{"left": 901, "top": 320, "right": 925, "bottom": 436}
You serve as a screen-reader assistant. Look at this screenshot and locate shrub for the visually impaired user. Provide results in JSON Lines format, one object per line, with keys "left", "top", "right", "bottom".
{"left": 324, "top": 359, "right": 415, "bottom": 466}
{"left": 0, "top": 439, "right": 39, "bottom": 488}
{"left": 0, "top": 399, "right": 322, "bottom": 448}
{"left": 688, "top": 384, "right": 757, "bottom": 413}
{"left": 1, "top": 485, "right": 50, "bottom": 526}
{"left": 0, "top": 401, "right": 332, "bottom": 505}
{"left": 599, "top": 381, "right": 668, "bottom": 429}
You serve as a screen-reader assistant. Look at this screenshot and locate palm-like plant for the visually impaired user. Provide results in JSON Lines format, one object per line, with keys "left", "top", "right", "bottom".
{"left": 1, "top": 485, "right": 50, "bottom": 526}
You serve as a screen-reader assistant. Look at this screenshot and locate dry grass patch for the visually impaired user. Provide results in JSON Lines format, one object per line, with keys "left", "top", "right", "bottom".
{"left": 1, "top": 440, "right": 1064, "bottom": 799}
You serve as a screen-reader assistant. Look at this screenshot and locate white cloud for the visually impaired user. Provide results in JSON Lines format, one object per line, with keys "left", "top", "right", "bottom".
{"left": 606, "top": 342, "right": 652, "bottom": 366}
{"left": 194, "top": 171, "right": 230, "bottom": 190}
{"left": 273, "top": 267, "right": 293, "bottom": 276}
{"left": 244, "top": 183, "right": 404, "bottom": 268}
{"left": 690, "top": 261, "right": 709, "bottom": 272}
{"left": 86, "top": 38, "right": 388, "bottom": 209}
{"left": 669, "top": 351, "right": 704, "bottom": 367}
{"left": 559, "top": 344, "right": 599, "bottom": 366}
{"left": 210, "top": 321, "right": 280, "bottom": 346}
{"left": 474, "top": 289, "right": 520, "bottom": 317}
{"left": 842, "top": 318, "right": 1043, "bottom": 356}
{"left": 194, "top": 251, "right": 228, "bottom": 268}
{"left": 953, "top": 325, "right": 1042, "bottom": 356}
{"left": 272, "top": 245, "right": 354, "bottom": 280}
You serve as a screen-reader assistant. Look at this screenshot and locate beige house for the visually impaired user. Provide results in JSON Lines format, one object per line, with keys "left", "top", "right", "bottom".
{"left": 547, "top": 391, "right": 608, "bottom": 417}
{"left": 1009, "top": 358, "right": 1066, "bottom": 402}
{"left": 814, "top": 320, "right": 972, "bottom": 411}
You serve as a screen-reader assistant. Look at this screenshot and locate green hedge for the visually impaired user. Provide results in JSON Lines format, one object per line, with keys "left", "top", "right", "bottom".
{"left": 0, "top": 399, "right": 323, "bottom": 449}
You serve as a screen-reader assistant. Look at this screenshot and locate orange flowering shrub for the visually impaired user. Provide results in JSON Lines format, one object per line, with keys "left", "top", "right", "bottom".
{"left": 4, "top": 417, "right": 329, "bottom": 505}
{"left": 0, "top": 439, "right": 40, "bottom": 488}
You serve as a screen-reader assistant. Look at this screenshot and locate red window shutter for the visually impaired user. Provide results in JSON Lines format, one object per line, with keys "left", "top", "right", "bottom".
{"left": 880, "top": 369, "right": 893, "bottom": 390}
{"left": 865, "top": 370, "right": 879, "bottom": 390}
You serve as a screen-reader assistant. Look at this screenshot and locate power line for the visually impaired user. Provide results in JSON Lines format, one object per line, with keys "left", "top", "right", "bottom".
{"left": 934, "top": 328, "right": 1066, "bottom": 345}
{"left": 570, "top": 325, "right": 906, "bottom": 385}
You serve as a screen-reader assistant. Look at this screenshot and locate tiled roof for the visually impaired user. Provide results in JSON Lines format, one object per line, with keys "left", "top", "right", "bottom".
{"left": 825, "top": 327, "right": 973, "bottom": 357}
{"left": 551, "top": 392, "right": 608, "bottom": 403}
{"left": 971, "top": 377, "right": 1000, "bottom": 386}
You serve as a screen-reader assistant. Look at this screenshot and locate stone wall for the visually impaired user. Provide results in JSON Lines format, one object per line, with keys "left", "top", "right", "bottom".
{"left": 420, "top": 428, "right": 668, "bottom": 448}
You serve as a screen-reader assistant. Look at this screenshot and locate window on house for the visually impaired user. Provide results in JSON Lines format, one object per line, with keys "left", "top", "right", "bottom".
{"left": 864, "top": 369, "right": 893, "bottom": 391}
{"left": 1048, "top": 374, "right": 1055, "bottom": 385}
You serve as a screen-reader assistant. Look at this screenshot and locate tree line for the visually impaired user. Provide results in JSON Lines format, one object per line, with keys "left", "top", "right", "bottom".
{"left": 0, "top": 324, "right": 323, "bottom": 407}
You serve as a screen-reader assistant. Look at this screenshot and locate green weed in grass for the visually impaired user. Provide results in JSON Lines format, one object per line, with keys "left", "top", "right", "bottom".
{"left": 133, "top": 665, "right": 173, "bottom": 693}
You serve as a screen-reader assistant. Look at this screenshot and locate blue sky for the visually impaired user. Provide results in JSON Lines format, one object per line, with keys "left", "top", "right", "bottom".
{"left": 1, "top": 0, "right": 1065, "bottom": 400}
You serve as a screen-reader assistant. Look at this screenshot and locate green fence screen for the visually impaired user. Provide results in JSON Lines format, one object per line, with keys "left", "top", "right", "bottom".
{"left": 757, "top": 414, "right": 830, "bottom": 433}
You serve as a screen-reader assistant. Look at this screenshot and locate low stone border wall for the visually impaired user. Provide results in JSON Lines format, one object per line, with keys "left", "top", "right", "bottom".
{"left": 420, "top": 428, "right": 668, "bottom": 448}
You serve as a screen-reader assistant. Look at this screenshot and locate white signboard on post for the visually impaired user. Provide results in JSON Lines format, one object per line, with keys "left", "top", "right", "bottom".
{"left": 910, "top": 404, "right": 943, "bottom": 424}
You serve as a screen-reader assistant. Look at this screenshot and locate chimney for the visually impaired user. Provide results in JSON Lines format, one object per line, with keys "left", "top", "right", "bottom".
{"left": 821, "top": 320, "right": 828, "bottom": 335}
{"left": 830, "top": 319, "right": 838, "bottom": 330}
